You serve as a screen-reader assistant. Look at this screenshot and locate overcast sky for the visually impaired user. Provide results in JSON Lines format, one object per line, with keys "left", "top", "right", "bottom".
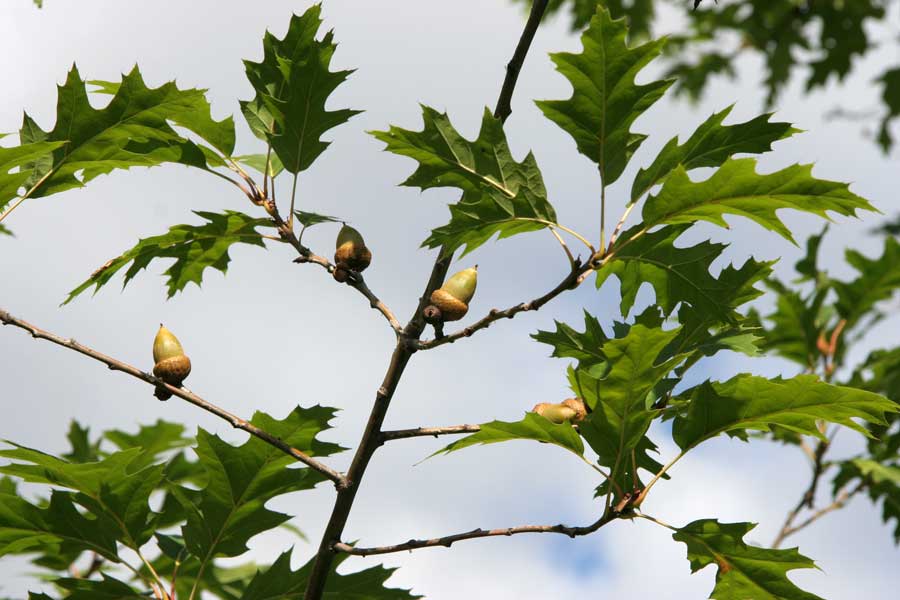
{"left": 1, "top": 1, "right": 898, "bottom": 598}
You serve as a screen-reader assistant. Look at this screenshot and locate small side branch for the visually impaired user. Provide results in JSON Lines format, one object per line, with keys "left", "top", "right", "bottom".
{"left": 379, "top": 424, "right": 482, "bottom": 443}
{"left": 418, "top": 259, "right": 592, "bottom": 350}
{"left": 771, "top": 438, "right": 830, "bottom": 548}
{"left": 333, "top": 511, "right": 617, "bottom": 557}
{"left": 0, "top": 308, "right": 347, "bottom": 489}
{"left": 494, "top": 0, "right": 551, "bottom": 123}
{"left": 292, "top": 254, "right": 402, "bottom": 334}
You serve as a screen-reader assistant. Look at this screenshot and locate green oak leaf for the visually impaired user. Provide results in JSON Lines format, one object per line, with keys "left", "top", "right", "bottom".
{"left": 293, "top": 209, "right": 343, "bottom": 229}
{"left": 0, "top": 491, "right": 121, "bottom": 562}
{"left": 64, "top": 210, "right": 274, "bottom": 303}
{"left": 0, "top": 444, "right": 165, "bottom": 547}
{"left": 21, "top": 65, "right": 234, "bottom": 200}
{"left": 372, "top": 106, "right": 555, "bottom": 257}
{"left": 61, "top": 421, "right": 101, "bottom": 463}
{"left": 794, "top": 225, "right": 828, "bottom": 284}
{"left": 637, "top": 158, "right": 876, "bottom": 244}
{"left": 598, "top": 225, "right": 773, "bottom": 320}
{"left": 571, "top": 324, "right": 683, "bottom": 497}
{"left": 431, "top": 412, "right": 584, "bottom": 459}
{"left": 631, "top": 105, "right": 798, "bottom": 202}
{"left": 233, "top": 153, "right": 285, "bottom": 178}
{"left": 833, "top": 458, "right": 900, "bottom": 543}
{"left": 242, "top": 550, "right": 420, "bottom": 600}
{"left": 672, "top": 519, "right": 823, "bottom": 600}
{"left": 834, "top": 237, "right": 900, "bottom": 329}
{"left": 749, "top": 280, "right": 830, "bottom": 369}
{"left": 532, "top": 310, "right": 610, "bottom": 368}
{"left": 51, "top": 575, "right": 144, "bottom": 599}
{"left": 0, "top": 224, "right": 11, "bottom": 236}
{"left": 242, "top": 5, "right": 360, "bottom": 174}
{"left": 176, "top": 406, "right": 344, "bottom": 590}
{"left": 672, "top": 374, "right": 898, "bottom": 451}
{"left": 536, "top": 6, "right": 672, "bottom": 186}
{"left": 0, "top": 140, "right": 67, "bottom": 211}
{"left": 878, "top": 67, "right": 900, "bottom": 151}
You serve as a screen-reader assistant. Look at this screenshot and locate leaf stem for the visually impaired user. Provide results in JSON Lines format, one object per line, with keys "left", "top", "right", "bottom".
{"left": 0, "top": 168, "right": 54, "bottom": 224}
{"left": 635, "top": 450, "right": 685, "bottom": 506}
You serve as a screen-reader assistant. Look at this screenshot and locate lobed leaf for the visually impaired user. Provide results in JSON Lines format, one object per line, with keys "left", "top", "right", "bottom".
{"left": 242, "top": 551, "right": 420, "bottom": 599}
{"left": 638, "top": 158, "right": 876, "bottom": 244}
{"left": 431, "top": 412, "right": 584, "bottom": 459}
{"left": 536, "top": 6, "right": 672, "bottom": 185}
{"left": 672, "top": 374, "right": 898, "bottom": 451}
{"left": 632, "top": 105, "right": 798, "bottom": 202}
{"left": 372, "top": 106, "right": 555, "bottom": 257}
{"left": 21, "top": 65, "right": 234, "bottom": 200}
{"left": 598, "top": 225, "right": 773, "bottom": 320}
{"left": 834, "top": 237, "right": 900, "bottom": 329}
{"left": 672, "top": 519, "right": 823, "bottom": 600}
{"left": 64, "top": 210, "right": 274, "bottom": 303}
{"left": 242, "top": 5, "right": 360, "bottom": 174}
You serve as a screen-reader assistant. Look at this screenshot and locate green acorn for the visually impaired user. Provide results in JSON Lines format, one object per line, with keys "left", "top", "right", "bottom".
{"left": 334, "top": 225, "right": 372, "bottom": 273}
{"left": 152, "top": 324, "right": 191, "bottom": 400}
{"left": 426, "top": 266, "right": 477, "bottom": 322}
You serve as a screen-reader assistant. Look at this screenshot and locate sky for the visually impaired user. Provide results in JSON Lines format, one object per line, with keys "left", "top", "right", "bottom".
{"left": 1, "top": 0, "right": 898, "bottom": 598}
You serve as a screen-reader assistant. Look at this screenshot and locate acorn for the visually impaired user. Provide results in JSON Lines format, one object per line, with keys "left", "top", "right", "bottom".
{"left": 152, "top": 324, "right": 191, "bottom": 400}
{"left": 532, "top": 397, "right": 587, "bottom": 424}
{"left": 334, "top": 224, "right": 372, "bottom": 273}
{"left": 426, "top": 266, "right": 477, "bottom": 322}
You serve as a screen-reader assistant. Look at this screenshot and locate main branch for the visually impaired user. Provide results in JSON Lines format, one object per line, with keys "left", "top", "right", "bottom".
{"left": 333, "top": 510, "right": 618, "bottom": 557}
{"left": 0, "top": 308, "right": 347, "bottom": 488}
{"left": 302, "top": 2, "right": 552, "bottom": 597}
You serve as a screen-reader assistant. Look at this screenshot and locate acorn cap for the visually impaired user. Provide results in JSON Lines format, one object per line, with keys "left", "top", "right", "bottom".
{"left": 153, "top": 324, "right": 185, "bottom": 364}
{"left": 153, "top": 355, "right": 192, "bottom": 386}
{"left": 532, "top": 402, "right": 577, "bottom": 424}
{"left": 561, "top": 398, "right": 587, "bottom": 423}
{"left": 334, "top": 225, "right": 371, "bottom": 271}
{"left": 429, "top": 289, "right": 469, "bottom": 321}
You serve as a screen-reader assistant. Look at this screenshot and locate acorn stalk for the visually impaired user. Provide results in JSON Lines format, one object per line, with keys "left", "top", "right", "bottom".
{"left": 152, "top": 324, "right": 191, "bottom": 400}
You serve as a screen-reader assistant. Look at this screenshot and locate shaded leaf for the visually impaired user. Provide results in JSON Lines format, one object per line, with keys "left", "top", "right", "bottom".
{"left": 834, "top": 237, "right": 900, "bottom": 329}
{"left": 243, "top": 550, "right": 420, "bottom": 600}
{"left": 64, "top": 210, "right": 273, "bottom": 303}
{"left": 672, "top": 519, "right": 823, "bottom": 600}
{"left": 0, "top": 140, "right": 67, "bottom": 211}
{"left": 177, "top": 406, "right": 344, "bottom": 584}
{"left": 372, "top": 107, "right": 555, "bottom": 256}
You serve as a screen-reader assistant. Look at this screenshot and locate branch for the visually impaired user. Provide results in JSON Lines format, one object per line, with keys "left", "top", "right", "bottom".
{"left": 0, "top": 308, "right": 347, "bottom": 489}
{"left": 771, "top": 438, "right": 830, "bottom": 548}
{"left": 333, "top": 511, "right": 617, "bottom": 557}
{"left": 494, "top": 0, "right": 550, "bottom": 123}
{"left": 379, "top": 424, "right": 482, "bottom": 443}
{"left": 417, "top": 258, "right": 592, "bottom": 350}
{"left": 776, "top": 480, "right": 865, "bottom": 544}
{"left": 303, "top": 2, "right": 553, "bottom": 596}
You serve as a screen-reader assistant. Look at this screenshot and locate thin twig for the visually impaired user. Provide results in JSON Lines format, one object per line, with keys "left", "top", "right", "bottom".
{"left": 494, "top": 0, "right": 550, "bottom": 123}
{"left": 380, "top": 424, "right": 482, "bottom": 443}
{"left": 771, "top": 438, "right": 831, "bottom": 548}
{"left": 776, "top": 481, "right": 865, "bottom": 544}
{"left": 549, "top": 227, "right": 576, "bottom": 267}
{"left": 417, "top": 258, "right": 593, "bottom": 350}
{"left": 333, "top": 510, "right": 617, "bottom": 556}
{"left": 0, "top": 308, "right": 347, "bottom": 489}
